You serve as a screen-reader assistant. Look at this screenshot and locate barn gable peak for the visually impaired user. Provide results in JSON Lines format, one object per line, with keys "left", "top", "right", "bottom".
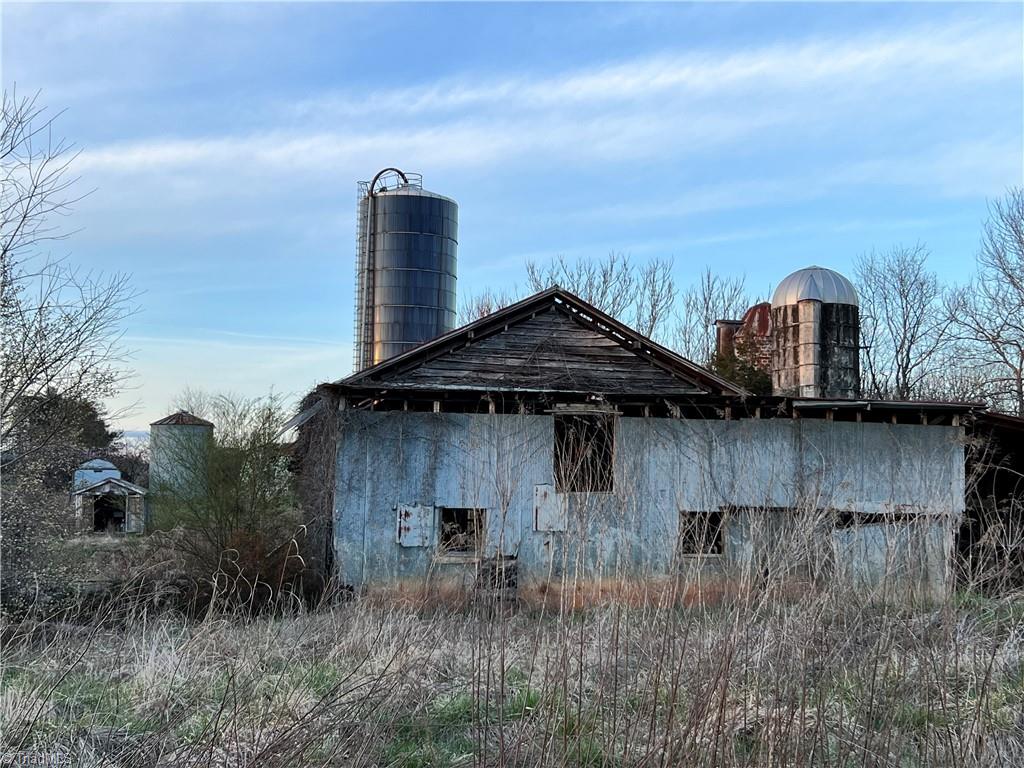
{"left": 335, "top": 287, "right": 744, "bottom": 398}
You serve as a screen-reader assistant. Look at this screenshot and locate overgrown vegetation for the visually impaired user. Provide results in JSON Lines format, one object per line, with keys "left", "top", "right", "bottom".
{"left": 2, "top": 575, "right": 1023, "bottom": 767}
{"left": 147, "top": 391, "right": 306, "bottom": 612}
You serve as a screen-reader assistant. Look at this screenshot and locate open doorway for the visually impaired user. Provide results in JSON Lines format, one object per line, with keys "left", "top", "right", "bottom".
{"left": 93, "top": 495, "right": 126, "bottom": 533}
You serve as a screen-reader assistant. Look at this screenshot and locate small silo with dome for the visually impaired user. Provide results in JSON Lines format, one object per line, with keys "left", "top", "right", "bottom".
{"left": 771, "top": 266, "right": 860, "bottom": 399}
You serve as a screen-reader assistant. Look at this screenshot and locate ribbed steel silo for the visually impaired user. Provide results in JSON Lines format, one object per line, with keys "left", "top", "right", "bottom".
{"left": 353, "top": 168, "right": 458, "bottom": 371}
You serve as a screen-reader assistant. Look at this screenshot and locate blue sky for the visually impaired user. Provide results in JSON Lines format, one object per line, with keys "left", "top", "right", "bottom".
{"left": 3, "top": 2, "right": 1022, "bottom": 431}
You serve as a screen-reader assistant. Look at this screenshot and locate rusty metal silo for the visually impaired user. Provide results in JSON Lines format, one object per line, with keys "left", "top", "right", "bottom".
{"left": 771, "top": 266, "right": 860, "bottom": 399}
{"left": 352, "top": 168, "right": 458, "bottom": 372}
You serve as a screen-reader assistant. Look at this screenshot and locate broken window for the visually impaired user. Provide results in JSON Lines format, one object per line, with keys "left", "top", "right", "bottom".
{"left": 678, "top": 510, "right": 724, "bottom": 556}
{"left": 554, "top": 413, "right": 614, "bottom": 493}
{"left": 438, "top": 507, "right": 485, "bottom": 555}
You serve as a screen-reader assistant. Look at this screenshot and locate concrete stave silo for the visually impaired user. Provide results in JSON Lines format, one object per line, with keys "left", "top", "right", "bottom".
{"left": 353, "top": 168, "right": 458, "bottom": 371}
{"left": 771, "top": 266, "right": 860, "bottom": 399}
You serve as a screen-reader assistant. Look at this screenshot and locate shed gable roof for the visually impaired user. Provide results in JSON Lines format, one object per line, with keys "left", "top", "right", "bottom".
{"left": 73, "top": 476, "right": 147, "bottom": 496}
{"left": 338, "top": 287, "right": 744, "bottom": 397}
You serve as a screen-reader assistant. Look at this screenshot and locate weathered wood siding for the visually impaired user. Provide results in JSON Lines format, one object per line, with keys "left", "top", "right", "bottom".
{"left": 365, "top": 306, "right": 705, "bottom": 394}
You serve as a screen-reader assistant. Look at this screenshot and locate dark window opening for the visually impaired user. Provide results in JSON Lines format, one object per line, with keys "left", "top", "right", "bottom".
{"left": 833, "top": 510, "right": 918, "bottom": 529}
{"left": 554, "top": 413, "right": 614, "bottom": 493}
{"left": 438, "top": 507, "right": 485, "bottom": 555}
{"left": 678, "top": 510, "right": 724, "bottom": 555}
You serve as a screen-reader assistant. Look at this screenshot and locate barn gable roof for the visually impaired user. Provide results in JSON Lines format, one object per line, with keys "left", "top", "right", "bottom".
{"left": 336, "top": 287, "right": 744, "bottom": 397}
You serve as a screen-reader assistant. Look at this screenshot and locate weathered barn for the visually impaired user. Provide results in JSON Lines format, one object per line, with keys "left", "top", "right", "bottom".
{"left": 300, "top": 287, "right": 970, "bottom": 602}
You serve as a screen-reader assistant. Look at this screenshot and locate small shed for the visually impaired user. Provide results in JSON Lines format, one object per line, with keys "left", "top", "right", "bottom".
{"left": 72, "top": 476, "right": 147, "bottom": 534}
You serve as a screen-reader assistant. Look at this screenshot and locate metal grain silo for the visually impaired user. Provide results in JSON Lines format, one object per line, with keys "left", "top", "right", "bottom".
{"left": 771, "top": 266, "right": 860, "bottom": 399}
{"left": 149, "top": 410, "right": 214, "bottom": 500}
{"left": 353, "top": 168, "right": 458, "bottom": 371}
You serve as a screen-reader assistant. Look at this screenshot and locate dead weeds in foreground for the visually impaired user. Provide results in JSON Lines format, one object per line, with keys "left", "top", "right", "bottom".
{"left": 2, "top": 575, "right": 1024, "bottom": 768}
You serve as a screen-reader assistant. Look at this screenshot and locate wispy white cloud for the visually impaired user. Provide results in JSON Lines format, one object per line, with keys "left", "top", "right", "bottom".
{"left": 286, "top": 17, "right": 1018, "bottom": 120}
{"left": 72, "top": 15, "right": 1020, "bottom": 206}
{"left": 576, "top": 136, "right": 1023, "bottom": 225}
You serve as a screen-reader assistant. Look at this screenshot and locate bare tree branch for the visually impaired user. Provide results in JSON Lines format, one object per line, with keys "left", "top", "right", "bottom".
{"left": 1, "top": 90, "right": 136, "bottom": 466}
{"left": 855, "top": 244, "right": 952, "bottom": 400}
{"left": 670, "top": 268, "right": 750, "bottom": 366}
{"left": 947, "top": 188, "right": 1024, "bottom": 416}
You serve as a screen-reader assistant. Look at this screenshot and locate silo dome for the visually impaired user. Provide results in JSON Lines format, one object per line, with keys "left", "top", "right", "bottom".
{"left": 771, "top": 266, "right": 858, "bottom": 308}
{"left": 80, "top": 459, "right": 117, "bottom": 471}
{"left": 73, "top": 458, "right": 121, "bottom": 489}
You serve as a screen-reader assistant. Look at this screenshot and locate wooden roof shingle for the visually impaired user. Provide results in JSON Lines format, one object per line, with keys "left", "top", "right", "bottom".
{"left": 336, "top": 287, "right": 744, "bottom": 397}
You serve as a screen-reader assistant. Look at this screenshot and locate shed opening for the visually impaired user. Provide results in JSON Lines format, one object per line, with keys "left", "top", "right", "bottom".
{"left": 554, "top": 413, "right": 615, "bottom": 493}
{"left": 93, "top": 495, "right": 126, "bottom": 533}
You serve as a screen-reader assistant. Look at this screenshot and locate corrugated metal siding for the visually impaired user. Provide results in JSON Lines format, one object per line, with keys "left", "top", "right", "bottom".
{"left": 334, "top": 413, "right": 964, "bottom": 589}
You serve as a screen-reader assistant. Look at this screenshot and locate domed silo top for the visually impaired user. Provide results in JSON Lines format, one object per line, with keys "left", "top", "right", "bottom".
{"left": 81, "top": 458, "right": 118, "bottom": 470}
{"left": 73, "top": 458, "right": 121, "bottom": 489}
{"left": 771, "top": 266, "right": 859, "bottom": 308}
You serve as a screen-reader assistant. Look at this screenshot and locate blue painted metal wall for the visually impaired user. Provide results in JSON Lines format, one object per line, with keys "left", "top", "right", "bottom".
{"left": 333, "top": 412, "right": 965, "bottom": 594}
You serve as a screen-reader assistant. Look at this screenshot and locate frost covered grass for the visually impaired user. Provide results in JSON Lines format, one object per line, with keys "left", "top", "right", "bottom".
{"left": 2, "top": 582, "right": 1024, "bottom": 767}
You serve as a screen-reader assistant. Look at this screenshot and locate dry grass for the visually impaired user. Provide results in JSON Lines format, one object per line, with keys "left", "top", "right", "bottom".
{"left": 2, "top": 578, "right": 1024, "bottom": 768}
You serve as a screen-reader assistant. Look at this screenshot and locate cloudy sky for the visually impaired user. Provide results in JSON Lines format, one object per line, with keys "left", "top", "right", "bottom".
{"left": 3, "top": 2, "right": 1022, "bottom": 431}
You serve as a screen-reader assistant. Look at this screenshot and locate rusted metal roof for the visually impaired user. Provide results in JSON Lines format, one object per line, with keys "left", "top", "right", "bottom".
{"left": 150, "top": 411, "right": 214, "bottom": 427}
{"left": 740, "top": 302, "right": 772, "bottom": 336}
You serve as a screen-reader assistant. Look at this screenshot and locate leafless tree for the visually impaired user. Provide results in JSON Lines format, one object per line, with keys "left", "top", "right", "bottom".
{"left": 457, "top": 286, "right": 521, "bottom": 325}
{"left": 947, "top": 188, "right": 1024, "bottom": 416}
{"left": 669, "top": 268, "right": 750, "bottom": 365}
{"left": 525, "top": 252, "right": 677, "bottom": 342}
{"left": 152, "top": 391, "right": 302, "bottom": 608}
{"left": 915, "top": 348, "right": 998, "bottom": 405}
{"left": 526, "top": 253, "right": 635, "bottom": 319}
{"left": 632, "top": 258, "right": 677, "bottom": 339}
{"left": 855, "top": 244, "right": 952, "bottom": 400}
{"left": 1, "top": 90, "right": 135, "bottom": 467}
